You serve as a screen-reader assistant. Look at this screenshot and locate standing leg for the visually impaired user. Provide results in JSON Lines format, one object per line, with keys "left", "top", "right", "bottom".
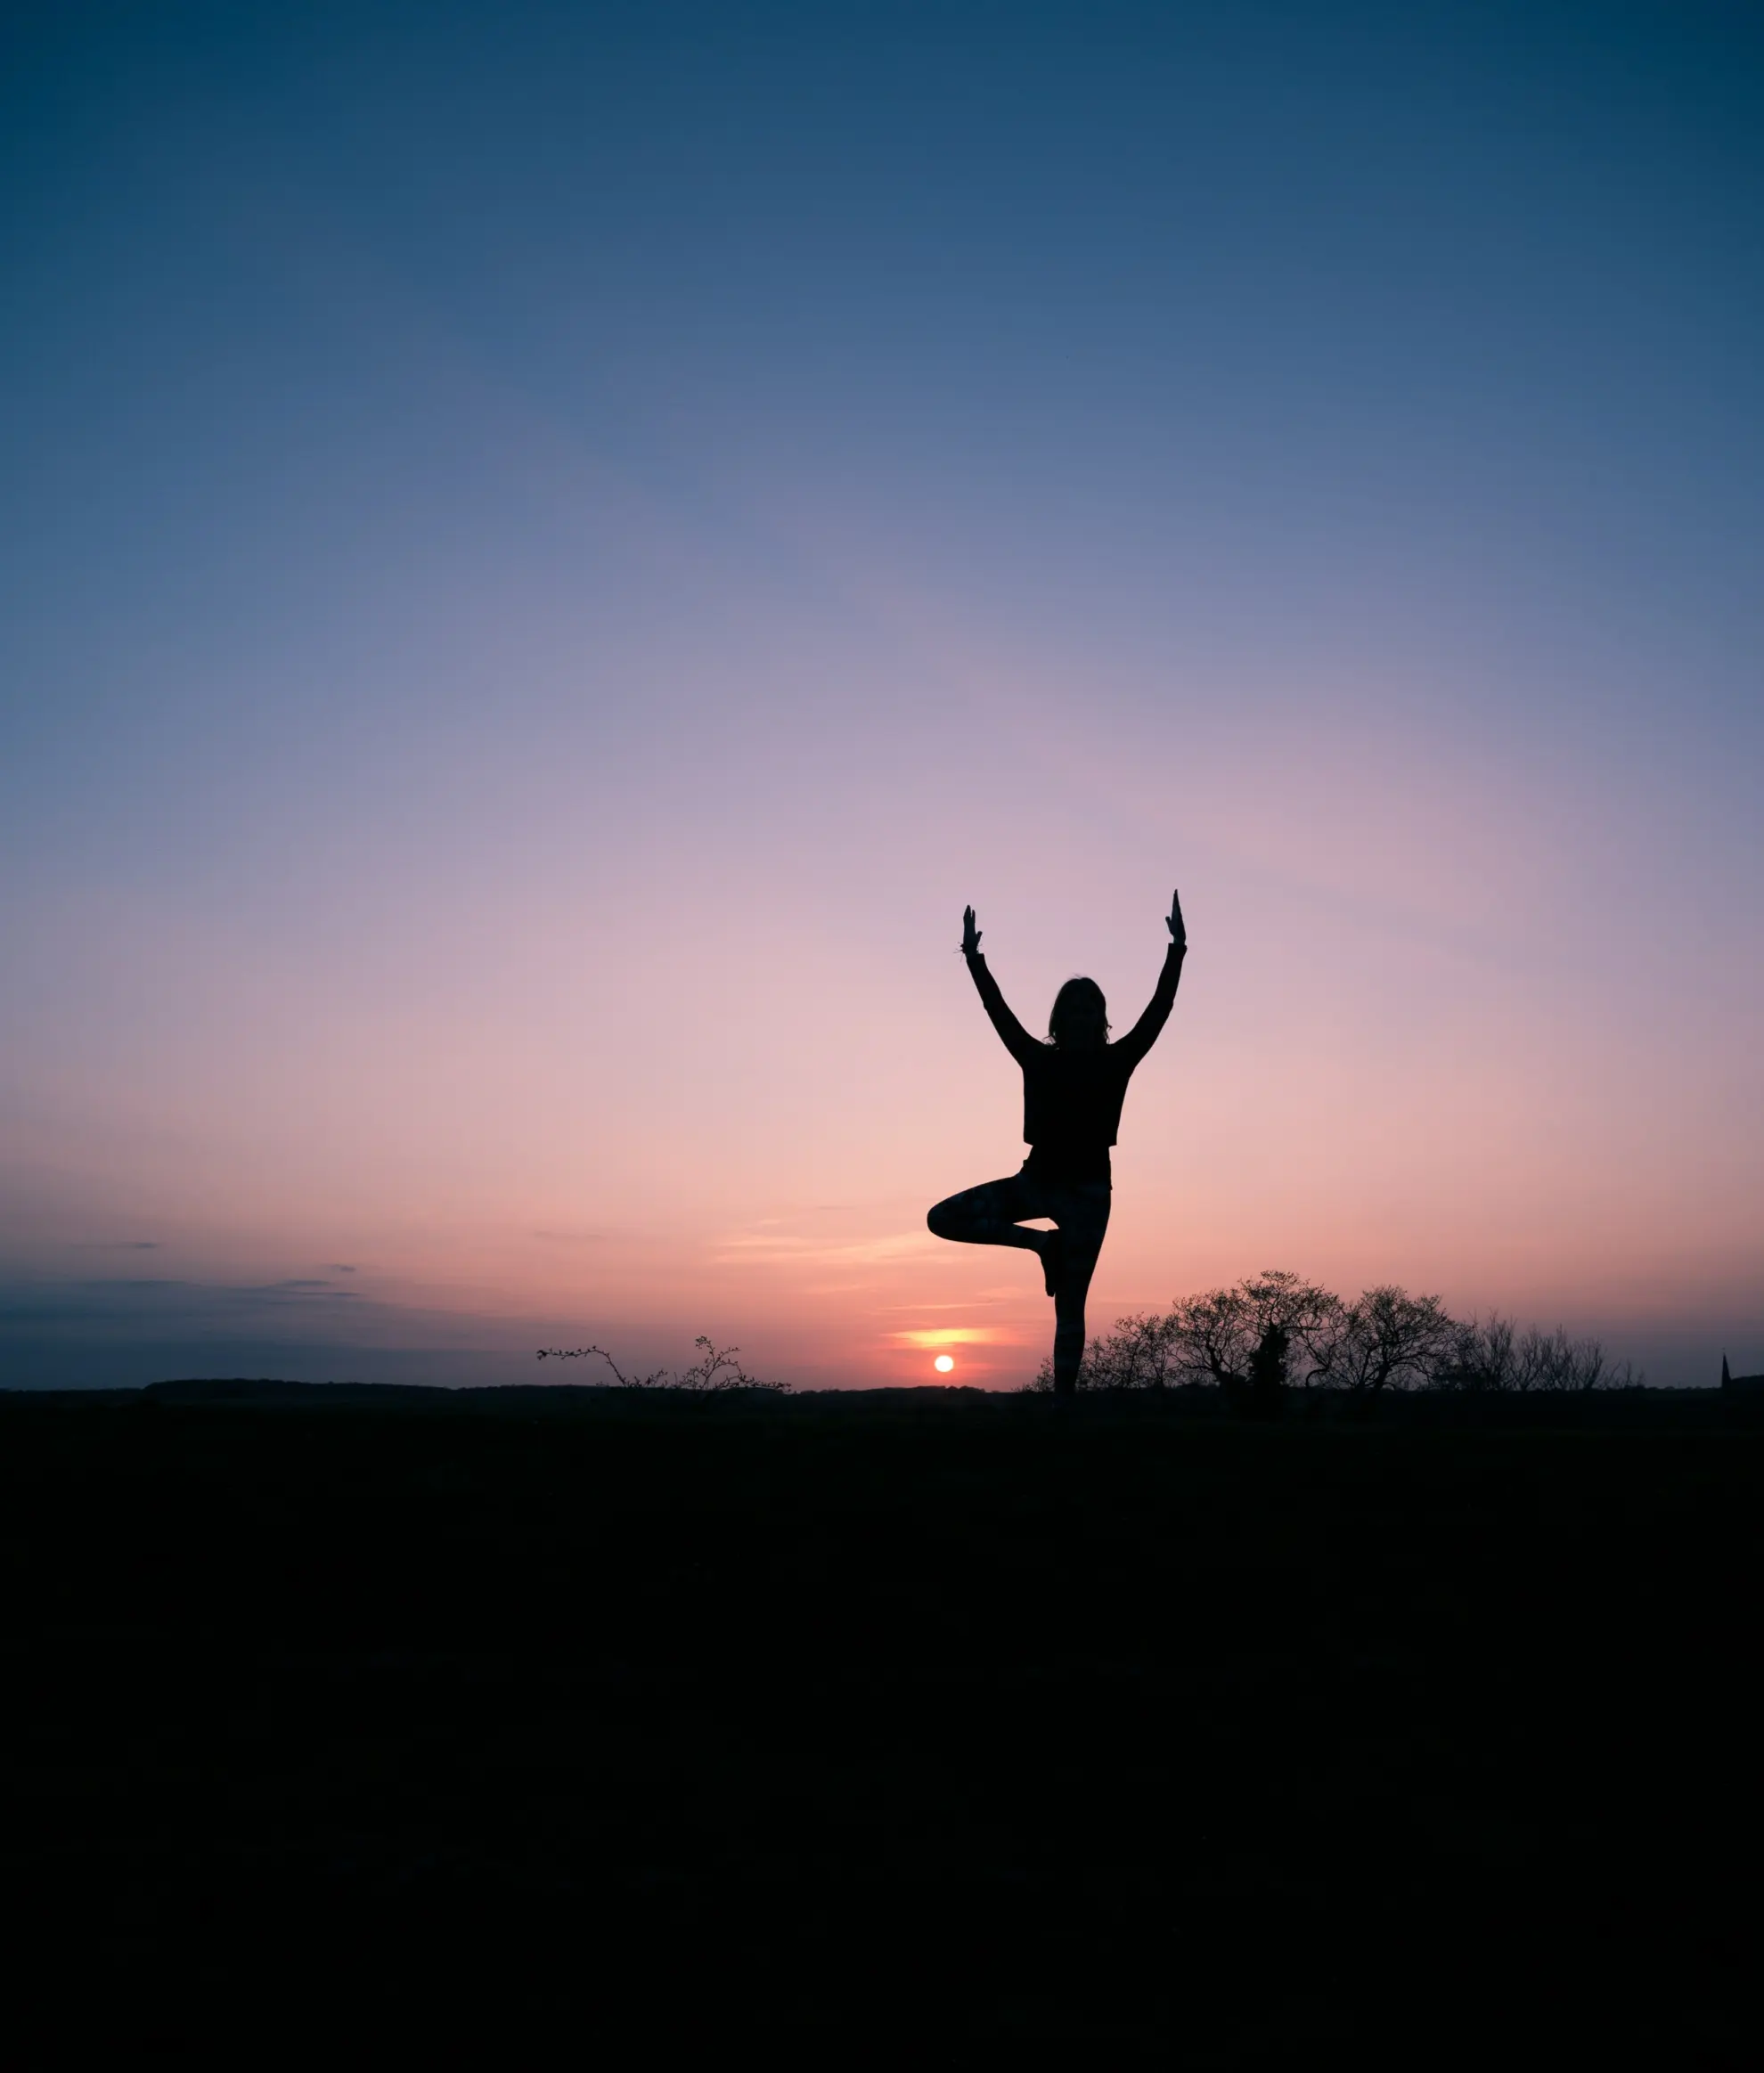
{"left": 1047, "top": 1184, "right": 1111, "bottom": 1400}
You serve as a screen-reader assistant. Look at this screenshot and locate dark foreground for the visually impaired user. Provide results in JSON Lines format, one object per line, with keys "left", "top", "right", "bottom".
{"left": 7, "top": 1384, "right": 1762, "bottom": 2066}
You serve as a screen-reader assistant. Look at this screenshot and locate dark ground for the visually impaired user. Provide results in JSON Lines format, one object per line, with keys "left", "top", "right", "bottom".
{"left": 6, "top": 1382, "right": 1762, "bottom": 2066}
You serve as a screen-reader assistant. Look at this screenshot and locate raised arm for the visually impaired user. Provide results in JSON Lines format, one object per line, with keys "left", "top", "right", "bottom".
{"left": 1112, "top": 887, "right": 1188, "bottom": 1069}
{"left": 960, "top": 904, "right": 1040, "bottom": 1066}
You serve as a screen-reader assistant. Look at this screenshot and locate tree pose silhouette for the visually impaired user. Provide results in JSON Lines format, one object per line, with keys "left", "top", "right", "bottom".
{"left": 927, "top": 890, "right": 1187, "bottom": 1400}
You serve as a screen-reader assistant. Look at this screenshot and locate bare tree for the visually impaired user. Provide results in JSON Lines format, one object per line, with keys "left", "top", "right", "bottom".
{"left": 1322, "top": 1285, "right": 1458, "bottom": 1393}
{"left": 1440, "top": 1316, "right": 1640, "bottom": 1393}
{"left": 1095, "top": 1310, "right": 1187, "bottom": 1390}
{"left": 1512, "top": 1326, "right": 1638, "bottom": 1392}
{"left": 1031, "top": 1310, "right": 1181, "bottom": 1392}
{"left": 1441, "top": 1312, "right": 1521, "bottom": 1392}
{"left": 1168, "top": 1285, "right": 1257, "bottom": 1387}
{"left": 1164, "top": 1272, "right": 1344, "bottom": 1391}
{"left": 1238, "top": 1270, "right": 1345, "bottom": 1389}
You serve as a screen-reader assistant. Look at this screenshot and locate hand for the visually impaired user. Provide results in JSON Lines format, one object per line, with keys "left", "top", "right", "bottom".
{"left": 1166, "top": 887, "right": 1187, "bottom": 951}
{"left": 960, "top": 905, "right": 982, "bottom": 959}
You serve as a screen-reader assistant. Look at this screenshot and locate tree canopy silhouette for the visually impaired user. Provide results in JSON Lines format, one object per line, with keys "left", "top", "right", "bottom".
{"left": 1035, "top": 1274, "right": 1641, "bottom": 1395}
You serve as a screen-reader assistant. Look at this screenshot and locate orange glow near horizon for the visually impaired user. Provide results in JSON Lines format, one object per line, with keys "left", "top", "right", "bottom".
{"left": 892, "top": 1327, "right": 1017, "bottom": 1351}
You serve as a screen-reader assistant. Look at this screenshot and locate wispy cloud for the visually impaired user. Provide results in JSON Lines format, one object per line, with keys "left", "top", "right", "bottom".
{"left": 712, "top": 1228, "right": 936, "bottom": 1269}
{"left": 873, "top": 1293, "right": 1023, "bottom": 1314}
{"left": 889, "top": 1326, "right": 1025, "bottom": 1350}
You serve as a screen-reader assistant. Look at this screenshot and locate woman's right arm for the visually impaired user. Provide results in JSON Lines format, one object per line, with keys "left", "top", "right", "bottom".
{"left": 961, "top": 905, "right": 1038, "bottom": 1065}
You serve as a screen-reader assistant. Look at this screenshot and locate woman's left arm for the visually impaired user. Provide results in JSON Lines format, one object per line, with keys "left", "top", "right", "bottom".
{"left": 1113, "top": 887, "right": 1188, "bottom": 1066}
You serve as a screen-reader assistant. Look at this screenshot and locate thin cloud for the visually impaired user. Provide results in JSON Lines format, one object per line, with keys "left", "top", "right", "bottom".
{"left": 873, "top": 1294, "right": 1021, "bottom": 1314}
{"left": 890, "top": 1326, "right": 1025, "bottom": 1350}
{"left": 713, "top": 1229, "right": 937, "bottom": 1269}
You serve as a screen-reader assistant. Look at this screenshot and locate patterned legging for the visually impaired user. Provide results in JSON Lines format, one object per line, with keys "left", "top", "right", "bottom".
{"left": 927, "top": 1167, "right": 1112, "bottom": 1397}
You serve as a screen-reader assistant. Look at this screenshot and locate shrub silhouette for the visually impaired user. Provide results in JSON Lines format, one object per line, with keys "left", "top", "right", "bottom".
{"left": 535, "top": 1337, "right": 791, "bottom": 1393}
{"left": 1246, "top": 1321, "right": 1288, "bottom": 1417}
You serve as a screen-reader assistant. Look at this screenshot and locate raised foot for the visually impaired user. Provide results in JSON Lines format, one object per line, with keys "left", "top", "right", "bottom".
{"left": 1040, "top": 1228, "right": 1064, "bottom": 1299}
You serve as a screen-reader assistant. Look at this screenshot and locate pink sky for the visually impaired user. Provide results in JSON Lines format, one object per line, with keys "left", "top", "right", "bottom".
{"left": 4, "top": 570, "right": 1759, "bottom": 1388}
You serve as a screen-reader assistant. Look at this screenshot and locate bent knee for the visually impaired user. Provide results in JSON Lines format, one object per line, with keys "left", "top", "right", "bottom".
{"left": 927, "top": 1198, "right": 956, "bottom": 1239}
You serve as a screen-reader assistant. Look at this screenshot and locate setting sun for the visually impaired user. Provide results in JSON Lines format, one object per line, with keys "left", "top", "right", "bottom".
{"left": 934, "top": 1355, "right": 955, "bottom": 1374}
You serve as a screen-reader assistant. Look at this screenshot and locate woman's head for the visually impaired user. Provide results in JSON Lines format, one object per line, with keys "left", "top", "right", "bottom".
{"left": 1048, "top": 976, "right": 1108, "bottom": 1050}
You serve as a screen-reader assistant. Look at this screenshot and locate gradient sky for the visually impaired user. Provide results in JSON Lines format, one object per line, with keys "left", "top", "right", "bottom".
{"left": 4, "top": 1, "right": 1761, "bottom": 1389}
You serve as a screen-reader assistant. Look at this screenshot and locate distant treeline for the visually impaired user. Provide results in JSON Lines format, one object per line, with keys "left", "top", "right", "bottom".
{"left": 1036, "top": 1271, "right": 1642, "bottom": 1397}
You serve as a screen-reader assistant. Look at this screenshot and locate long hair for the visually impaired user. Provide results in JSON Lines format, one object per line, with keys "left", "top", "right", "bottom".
{"left": 1047, "top": 975, "right": 1109, "bottom": 1047}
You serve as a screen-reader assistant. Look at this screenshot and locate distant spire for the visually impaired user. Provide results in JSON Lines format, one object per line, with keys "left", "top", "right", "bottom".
{"left": 1722, "top": 1353, "right": 1732, "bottom": 1388}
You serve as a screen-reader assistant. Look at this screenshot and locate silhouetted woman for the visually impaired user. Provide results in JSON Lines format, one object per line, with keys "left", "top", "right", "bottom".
{"left": 928, "top": 890, "right": 1187, "bottom": 1399}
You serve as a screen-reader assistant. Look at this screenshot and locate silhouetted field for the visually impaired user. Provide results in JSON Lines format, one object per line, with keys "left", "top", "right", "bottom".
{"left": 7, "top": 1384, "right": 1761, "bottom": 2065}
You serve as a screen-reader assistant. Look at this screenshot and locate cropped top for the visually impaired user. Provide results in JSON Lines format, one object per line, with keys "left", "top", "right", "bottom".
{"left": 964, "top": 939, "right": 1183, "bottom": 1183}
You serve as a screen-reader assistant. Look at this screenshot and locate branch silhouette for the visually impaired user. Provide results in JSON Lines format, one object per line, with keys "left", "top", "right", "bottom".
{"left": 535, "top": 1337, "right": 790, "bottom": 1394}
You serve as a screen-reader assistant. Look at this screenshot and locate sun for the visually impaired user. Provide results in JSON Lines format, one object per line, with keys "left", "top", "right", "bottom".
{"left": 934, "top": 1354, "right": 955, "bottom": 1374}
